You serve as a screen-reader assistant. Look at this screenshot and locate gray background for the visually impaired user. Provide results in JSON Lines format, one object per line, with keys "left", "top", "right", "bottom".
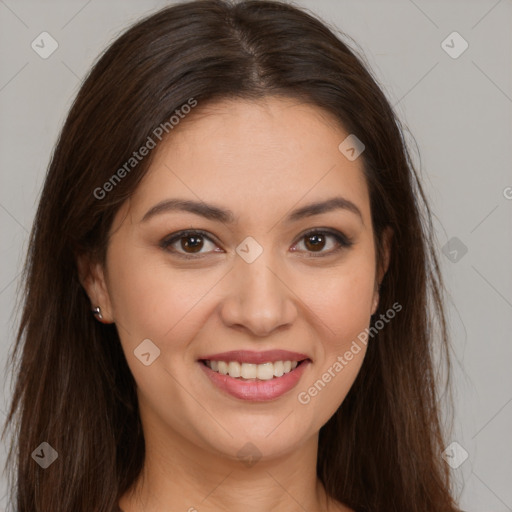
{"left": 0, "top": 0, "right": 511, "bottom": 510}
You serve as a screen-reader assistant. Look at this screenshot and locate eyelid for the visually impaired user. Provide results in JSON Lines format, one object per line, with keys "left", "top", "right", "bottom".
{"left": 160, "top": 227, "right": 353, "bottom": 258}
{"left": 291, "top": 227, "right": 354, "bottom": 256}
{"left": 294, "top": 227, "right": 352, "bottom": 245}
{"left": 160, "top": 229, "right": 222, "bottom": 259}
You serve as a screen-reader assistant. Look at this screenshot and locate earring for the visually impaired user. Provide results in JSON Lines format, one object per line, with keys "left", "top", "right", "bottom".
{"left": 92, "top": 306, "right": 103, "bottom": 320}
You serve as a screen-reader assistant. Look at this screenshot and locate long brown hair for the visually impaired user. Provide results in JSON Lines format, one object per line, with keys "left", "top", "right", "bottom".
{"left": 2, "top": 1, "right": 461, "bottom": 510}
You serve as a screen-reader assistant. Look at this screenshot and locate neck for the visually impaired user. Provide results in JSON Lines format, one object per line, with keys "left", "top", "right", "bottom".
{"left": 119, "top": 422, "right": 342, "bottom": 512}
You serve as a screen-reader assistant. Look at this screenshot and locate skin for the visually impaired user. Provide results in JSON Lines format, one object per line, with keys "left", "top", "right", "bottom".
{"left": 78, "top": 96, "right": 391, "bottom": 512}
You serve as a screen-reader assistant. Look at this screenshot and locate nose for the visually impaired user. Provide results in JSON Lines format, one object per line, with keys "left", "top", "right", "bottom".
{"left": 218, "top": 255, "right": 298, "bottom": 337}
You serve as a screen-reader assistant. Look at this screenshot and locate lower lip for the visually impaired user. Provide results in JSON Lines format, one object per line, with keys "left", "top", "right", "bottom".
{"left": 199, "top": 360, "right": 311, "bottom": 401}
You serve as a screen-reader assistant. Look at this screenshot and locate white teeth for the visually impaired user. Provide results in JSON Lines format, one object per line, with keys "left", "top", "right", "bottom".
{"left": 204, "top": 360, "right": 303, "bottom": 379}
{"left": 273, "top": 360, "right": 284, "bottom": 377}
{"left": 256, "top": 362, "right": 274, "bottom": 380}
{"left": 217, "top": 361, "right": 228, "bottom": 375}
{"left": 241, "top": 363, "right": 257, "bottom": 379}
{"left": 228, "top": 361, "right": 241, "bottom": 378}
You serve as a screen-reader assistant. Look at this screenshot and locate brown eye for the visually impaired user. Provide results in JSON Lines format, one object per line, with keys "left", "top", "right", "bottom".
{"left": 161, "top": 230, "right": 220, "bottom": 257}
{"left": 304, "top": 233, "right": 326, "bottom": 252}
{"left": 180, "top": 234, "right": 204, "bottom": 253}
{"left": 292, "top": 229, "right": 353, "bottom": 257}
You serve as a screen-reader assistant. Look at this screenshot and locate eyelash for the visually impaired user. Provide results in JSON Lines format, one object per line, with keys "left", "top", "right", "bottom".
{"left": 160, "top": 228, "right": 354, "bottom": 260}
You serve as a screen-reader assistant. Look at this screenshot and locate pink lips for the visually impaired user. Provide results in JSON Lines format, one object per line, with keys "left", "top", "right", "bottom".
{"left": 197, "top": 350, "right": 311, "bottom": 401}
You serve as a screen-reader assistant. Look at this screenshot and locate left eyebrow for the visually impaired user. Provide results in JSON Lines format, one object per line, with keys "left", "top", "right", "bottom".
{"left": 285, "top": 197, "right": 363, "bottom": 225}
{"left": 140, "top": 196, "right": 363, "bottom": 225}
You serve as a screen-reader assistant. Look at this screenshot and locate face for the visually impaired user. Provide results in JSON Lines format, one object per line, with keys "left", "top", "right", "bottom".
{"left": 81, "top": 96, "right": 390, "bottom": 463}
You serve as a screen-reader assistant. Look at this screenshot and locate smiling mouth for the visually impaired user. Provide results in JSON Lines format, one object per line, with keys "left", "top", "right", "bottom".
{"left": 199, "top": 359, "right": 309, "bottom": 381}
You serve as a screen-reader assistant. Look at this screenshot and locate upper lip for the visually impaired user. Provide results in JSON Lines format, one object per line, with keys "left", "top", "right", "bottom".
{"left": 198, "top": 350, "right": 311, "bottom": 364}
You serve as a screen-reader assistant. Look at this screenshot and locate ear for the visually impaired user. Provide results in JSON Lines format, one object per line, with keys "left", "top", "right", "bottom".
{"left": 76, "top": 253, "right": 114, "bottom": 323}
{"left": 371, "top": 226, "right": 393, "bottom": 315}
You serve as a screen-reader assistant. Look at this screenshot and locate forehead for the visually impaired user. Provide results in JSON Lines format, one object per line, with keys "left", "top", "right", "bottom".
{"left": 124, "top": 96, "right": 371, "bottom": 226}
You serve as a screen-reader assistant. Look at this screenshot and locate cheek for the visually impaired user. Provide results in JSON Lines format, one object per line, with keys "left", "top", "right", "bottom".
{"left": 297, "top": 261, "right": 376, "bottom": 344}
{"left": 105, "top": 242, "right": 176, "bottom": 338}
{"left": 106, "top": 241, "right": 225, "bottom": 347}
{"left": 294, "top": 268, "right": 374, "bottom": 427}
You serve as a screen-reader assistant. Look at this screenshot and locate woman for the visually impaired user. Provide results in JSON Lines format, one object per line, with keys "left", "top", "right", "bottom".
{"left": 2, "top": 1, "right": 462, "bottom": 511}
